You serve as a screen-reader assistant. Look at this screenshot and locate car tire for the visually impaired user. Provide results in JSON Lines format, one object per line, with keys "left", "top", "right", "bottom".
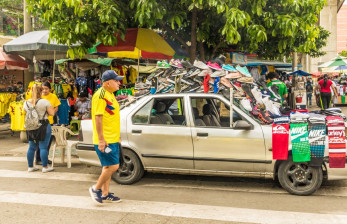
{"left": 112, "top": 148, "right": 144, "bottom": 185}
{"left": 278, "top": 160, "right": 323, "bottom": 196}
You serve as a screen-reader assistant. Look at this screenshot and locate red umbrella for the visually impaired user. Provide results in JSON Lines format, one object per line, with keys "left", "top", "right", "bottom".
{"left": 0, "top": 47, "right": 28, "bottom": 70}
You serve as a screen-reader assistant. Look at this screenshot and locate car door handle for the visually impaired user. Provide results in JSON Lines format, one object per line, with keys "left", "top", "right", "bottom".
{"left": 197, "top": 133, "right": 208, "bottom": 137}
{"left": 132, "top": 130, "right": 142, "bottom": 134}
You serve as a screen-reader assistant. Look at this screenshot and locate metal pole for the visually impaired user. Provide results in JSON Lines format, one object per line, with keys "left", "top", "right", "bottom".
{"left": 230, "top": 86, "right": 233, "bottom": 128}
{"left": 137, "top": 49, "right": 140, "bottom": 83}
{"left": 52, "top": 50, "right": 56, "bottom": 82}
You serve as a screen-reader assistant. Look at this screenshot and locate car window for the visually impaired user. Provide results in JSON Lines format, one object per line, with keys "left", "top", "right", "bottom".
{"left": 191, "top": 97, "right": 246, "bottom": 128}
{"left": 150, "top": 98, "right": 186, "bottom": 126}
{"left": 132, "top": 99, "right": 153, "bottom": 125}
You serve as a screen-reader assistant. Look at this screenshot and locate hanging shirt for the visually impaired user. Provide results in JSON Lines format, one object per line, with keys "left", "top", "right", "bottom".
{"left": 57, "top": 99, "right": 70, "bottom": 125}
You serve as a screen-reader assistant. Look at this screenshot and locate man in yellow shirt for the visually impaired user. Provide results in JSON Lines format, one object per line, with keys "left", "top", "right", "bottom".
{"left": 89, "top": 70, "right": 123, "bottom": 204}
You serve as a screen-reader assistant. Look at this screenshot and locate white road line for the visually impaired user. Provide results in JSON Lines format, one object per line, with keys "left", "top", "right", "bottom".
{"left": 0, "top": 169, "right": 98, "bottom": 182}
{"left": 0, "top": 191, "right": 346, "bottom": 224}
{"left": 0, "top": 157, "right": 27, "bottom": 162}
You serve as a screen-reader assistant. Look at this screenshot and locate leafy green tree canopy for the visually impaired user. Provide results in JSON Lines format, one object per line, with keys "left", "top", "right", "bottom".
{"left": 27, "top": 0, "right": 328, "bottom": 60}
{"left": 340, "top": 50, "right": 347, "bottom": 58}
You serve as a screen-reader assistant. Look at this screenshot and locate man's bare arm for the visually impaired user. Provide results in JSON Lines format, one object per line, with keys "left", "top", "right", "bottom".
{"left": 95, "top": 115, "right": 106, "bottom": 152}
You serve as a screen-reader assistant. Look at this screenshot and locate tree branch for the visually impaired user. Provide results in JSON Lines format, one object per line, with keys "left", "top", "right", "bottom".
{"left": 210, "top": 39, "right": 224, "bottom": 60}
{"left": 160, "top": 21, "right": 189, "bottom": 52}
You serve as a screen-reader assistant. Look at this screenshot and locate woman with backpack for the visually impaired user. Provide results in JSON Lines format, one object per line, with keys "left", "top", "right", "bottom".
{"left": 24, "top": 84, "right": 55, "bottom": 172}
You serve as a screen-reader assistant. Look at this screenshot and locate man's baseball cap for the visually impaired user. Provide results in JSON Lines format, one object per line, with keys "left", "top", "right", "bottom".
{"left": 101, "top": 70, "right": 124, "bottom": 82}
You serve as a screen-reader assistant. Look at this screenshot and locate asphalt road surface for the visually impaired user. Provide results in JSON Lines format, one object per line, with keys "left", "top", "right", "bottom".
{"left": 1, "top": 132, "right": 347, "bottom": 224}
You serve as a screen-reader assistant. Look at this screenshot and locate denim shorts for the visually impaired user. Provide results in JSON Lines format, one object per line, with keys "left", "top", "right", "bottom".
{"left": 94, "top": 143, "right": 120, "bottom": 167}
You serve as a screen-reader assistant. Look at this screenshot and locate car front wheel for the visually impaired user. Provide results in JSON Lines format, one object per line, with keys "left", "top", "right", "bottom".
{"left": 112, "top": 148, "right": 144, "bottom": 185}
{"left": 278, "top": 160, "right": 323, "bottom": 196}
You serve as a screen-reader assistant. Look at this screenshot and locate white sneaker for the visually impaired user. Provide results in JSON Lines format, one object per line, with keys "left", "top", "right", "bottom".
{"left": 42, "top": 167, "right": 54, "bottom": 173}
{"left": 28, "top": 167, "right": 39, "bottom": 172}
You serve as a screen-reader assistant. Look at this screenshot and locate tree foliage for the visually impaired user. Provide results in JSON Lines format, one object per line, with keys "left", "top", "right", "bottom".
{"left": 340, "top": 50, "right": 347, "bottom": 57}
{"left": 26, "top": 0, "right": 329, "bottom": 60}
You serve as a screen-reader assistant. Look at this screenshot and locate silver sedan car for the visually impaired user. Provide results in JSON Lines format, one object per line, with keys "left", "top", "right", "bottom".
{"left": 76, "top": 93, "right": 347, "bottom": 195}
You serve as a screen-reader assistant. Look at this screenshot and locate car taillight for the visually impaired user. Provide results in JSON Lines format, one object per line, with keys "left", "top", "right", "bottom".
{"left": 78, "top": 128, "right": 83, "bottom": 142}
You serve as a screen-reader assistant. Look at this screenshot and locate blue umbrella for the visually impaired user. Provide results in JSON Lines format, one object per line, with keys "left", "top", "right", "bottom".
{"left": 287, "top": 70, "right": 311, "bottom": 76}
{"left": 335, "top": 65, "right": 347, "bottom": 70}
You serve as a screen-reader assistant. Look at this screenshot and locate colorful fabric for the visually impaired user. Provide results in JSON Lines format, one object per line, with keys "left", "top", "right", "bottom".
{"left": 92, "top": 87, "right": 120, "bottom": 145}
{"left": 327, "top": 119, "right": 346, "bottom": 168}
{"left": 272, "top": 123, "right": 289, "bottom": 160}
{"left": 290, "top": 123, "right": 310, "bottom": 162}
{"left": 57, "top": 99, "right": 70, "bottom": 125}
{"left": 8, "top": 101, "right": 25, "bottom": 131}
{"left": 308, "top": 124, "right": 326, "bottom": 166}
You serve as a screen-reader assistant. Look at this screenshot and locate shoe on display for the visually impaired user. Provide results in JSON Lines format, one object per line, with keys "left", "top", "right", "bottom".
{"left": 42, "top": 167, "right": 54, "bottom": 173}
{"left": 241, "top": 84, "right": 256, "bottom": 102}
{"left": 213, "top": 77, "right": 220, "bottom": 93}
{"left": 268, "top": 85, "right": 281, "bottom": 100}
{"left": 207, "top": 61, "right": 222, "bottom": 70}
{"left": 198, "top": 69, "right": 210, "bottom": 77}
{"left": 236, "top": 65, "right": 251, "bottom": 77}
{"left": 220, "top": 77, "right": 233, "bottom": 88}
{"left": 188, "top": 68, "right": 201, "bottom": 77}
{"left": 169, "top": 59, "right": 183, "bottom": 68}
{"left": 222, "top": 64, "right": 238, "bottom": 72}
{"left": 251, "top": 86, "right": 264, "bottom": 105}
{"left": 102, "top": 193, "right": 121, "bottom": 203}
{"left": 210, "top": 70, "right": 224, "bottom": 78}
{"left": 237, "top": 77, "right": 254, "bottom": 83}
{"left": 225, "top": 72, "right": 242, "bottom": 79}
{"left": 193, "top": 60, "right": 209, "bottom": 70}
{"left": 241, "top": 98, "right": 253, "bottom": 112}
{"left": 156, "top": 60, "right": 171, "bottom": 69}
{"left": 181, "top": 60, "right": 194, "bottom": 69}
{"left": 28, "top": 167, "right": 40, "bottom": 172}
{"left": 203, "top": 74, "right": 210, "bottom": 93}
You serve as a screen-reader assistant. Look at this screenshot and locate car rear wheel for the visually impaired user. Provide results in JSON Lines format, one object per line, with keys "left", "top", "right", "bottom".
{"left": 278, "top": 160, "right": 323, "bottom": 196}
{"left": 112, "top": 148, "right": 144, "bottom": 185}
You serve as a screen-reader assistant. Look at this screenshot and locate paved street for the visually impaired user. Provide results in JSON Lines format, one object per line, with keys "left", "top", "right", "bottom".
{"left": 1, "top": 131, "right": 347, "bottom": 224}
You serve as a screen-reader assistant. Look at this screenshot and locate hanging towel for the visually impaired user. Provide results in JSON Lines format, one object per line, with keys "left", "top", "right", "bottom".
{"left": 308, "top": 123, "right": 326, "bottom": 166}
{"left": 327, "top": 119, "right": 346, "bottom": 168}
{"left": 290, "top": 123, "right": 311, "bottom": 162}
{"left": 272, "top": 123, "right": 289, "bottom": 160}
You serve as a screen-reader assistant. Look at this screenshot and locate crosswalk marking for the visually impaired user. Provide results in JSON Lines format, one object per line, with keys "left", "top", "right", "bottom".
{"left": 0, "top": 169, "right": 98, "bottom": 182}
{"left": 0, "top": 190, "right": 346, "bottom": 224}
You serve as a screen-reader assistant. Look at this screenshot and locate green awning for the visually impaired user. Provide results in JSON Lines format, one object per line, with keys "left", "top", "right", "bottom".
{"left": 55, "top": 58, "right": 114, "bottom": 66}
{"left": 88, "top": 58, "right": 113, "bottom": 66}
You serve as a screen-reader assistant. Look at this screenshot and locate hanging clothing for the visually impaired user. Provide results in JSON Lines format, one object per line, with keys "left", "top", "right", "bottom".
{"left": 308, "top": 123, "right": 326, "bottom": 166}
{"left": 8, "top": 101, "right": 25, "bottom": 131}
{"left": 61, "top": 84, "right": 72, "bottom": 99}
{"left": 129, "top": 67, "right": 138, "bottom": 83}
{"left": 326, "top": 116, "right": 346, "bottom": 168}
{"left": 290, "top": 123, "right": 310, "bottom": 162}
{"left": 57, "top": 99, "right": 70, "bottom": 125}
{"left": 272, "top": 123, "right": 289, "bottom": 160}
{"left": 0, "top": 93, "right": 17, "bottom": 118}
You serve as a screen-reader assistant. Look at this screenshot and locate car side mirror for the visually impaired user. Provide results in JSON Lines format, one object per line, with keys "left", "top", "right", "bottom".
{"left": 233, "top": 120, "right": 252, "bottom": 130}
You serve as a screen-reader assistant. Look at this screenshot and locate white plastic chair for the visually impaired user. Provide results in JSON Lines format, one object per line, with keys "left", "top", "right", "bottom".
{"left": 50, "top": 126, "right": 78, "bottom": 168}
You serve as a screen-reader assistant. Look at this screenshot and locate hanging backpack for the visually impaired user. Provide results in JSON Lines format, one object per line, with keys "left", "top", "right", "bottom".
{"left": 24, "top": 99, "right": 42, "bottom": 131}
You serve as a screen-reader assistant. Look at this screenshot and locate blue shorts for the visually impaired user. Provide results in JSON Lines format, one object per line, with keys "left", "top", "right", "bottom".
{"left": 94, "top": 143, "right": 120, "bottom": 167}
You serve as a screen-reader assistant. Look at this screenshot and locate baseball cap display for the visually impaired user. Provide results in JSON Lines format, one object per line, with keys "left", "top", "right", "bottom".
{"left": 102, "top": 70, "right": 124, "bottom": 82}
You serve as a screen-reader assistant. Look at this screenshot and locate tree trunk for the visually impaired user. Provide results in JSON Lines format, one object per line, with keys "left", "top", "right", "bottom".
{"left": 189, "top": 8, "right": 197, "bottom": 63}
{"left": 198, "top": 41, "right": 205, "bottom": 62}
{"left": 210, "top": 40, "right": 224, "bottom": 60}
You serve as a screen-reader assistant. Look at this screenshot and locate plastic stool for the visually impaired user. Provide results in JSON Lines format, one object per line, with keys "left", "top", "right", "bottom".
{"left": 70, "top": 120, "right": 81, "bottom": 133}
